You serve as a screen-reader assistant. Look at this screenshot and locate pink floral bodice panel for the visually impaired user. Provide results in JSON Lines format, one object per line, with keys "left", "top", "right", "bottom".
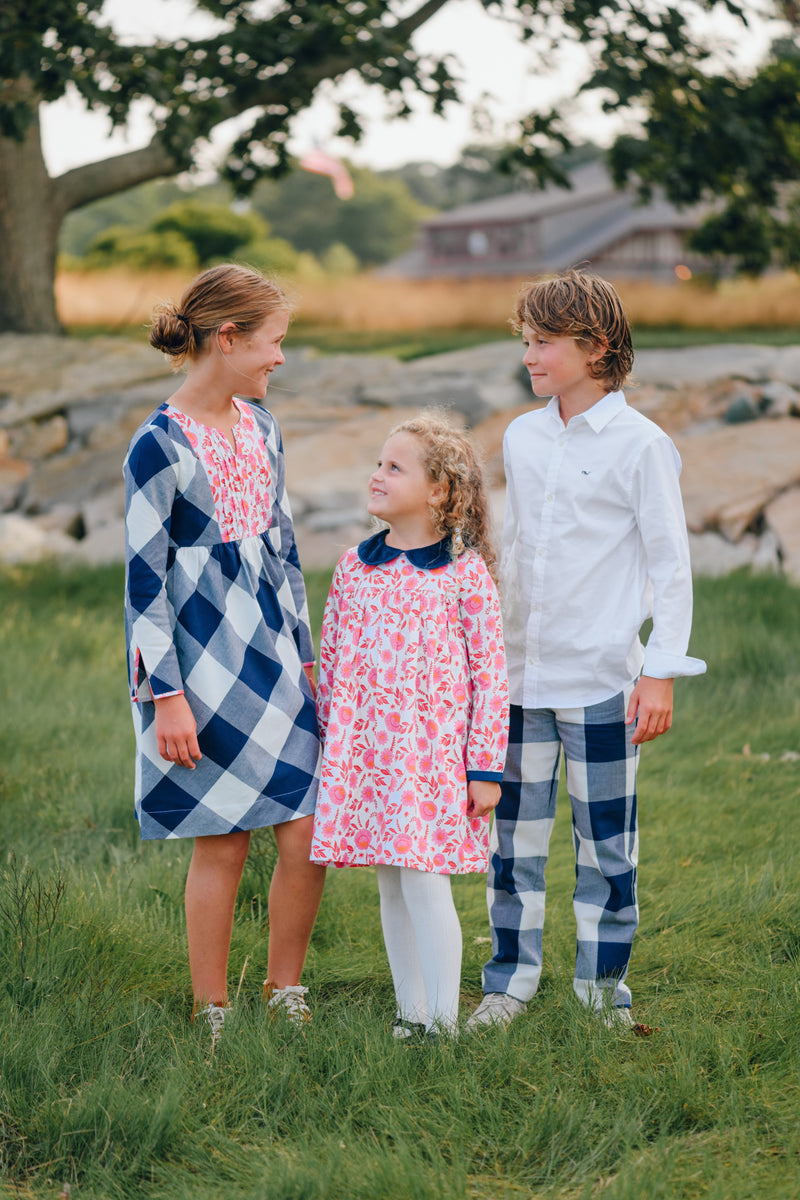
{"left": 164, "top": 400, "right": 272, "bottom": 542}
{"left": 311, "top": 548, "right": 509, "bottom": 875}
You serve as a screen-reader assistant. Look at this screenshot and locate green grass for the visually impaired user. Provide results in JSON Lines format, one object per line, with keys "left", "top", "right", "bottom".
{"left": 1, "top": 565, "right": 799, "bottom": 1198}
{"left": 62, "top": 322, "right": 800, "bottom": 359}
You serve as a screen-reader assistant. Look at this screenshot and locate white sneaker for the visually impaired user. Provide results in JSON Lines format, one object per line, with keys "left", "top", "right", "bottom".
{"left": 465, "top": 992, "right": 527, "bottom": 1032}
{"left": 196, "top": 1002, "right": 228, "bottom": 1046}
{"left": 263, "top": 982, "right": 312, "bottom": 1024}
{"left": 600, "top": 1005, "right": 634, "bottom": 1030}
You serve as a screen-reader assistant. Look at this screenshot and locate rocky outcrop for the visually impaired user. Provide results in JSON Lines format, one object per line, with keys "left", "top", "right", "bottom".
{"left": 0, "top": 333, "right": 798, "bottom": 583}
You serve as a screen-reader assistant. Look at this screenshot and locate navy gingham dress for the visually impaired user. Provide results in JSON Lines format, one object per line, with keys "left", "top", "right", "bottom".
{"left": 123, "top": 400, "right": 320, "bottom": 840}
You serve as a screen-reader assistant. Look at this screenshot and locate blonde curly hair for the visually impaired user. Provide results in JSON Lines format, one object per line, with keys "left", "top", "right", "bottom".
{"left": 389, "top": 410, "right": 497, "bottom": 581}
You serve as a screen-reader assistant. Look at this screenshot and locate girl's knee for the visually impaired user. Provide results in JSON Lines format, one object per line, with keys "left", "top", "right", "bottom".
{"left": 193, "top": 830, "right": 250, "bottom": 873}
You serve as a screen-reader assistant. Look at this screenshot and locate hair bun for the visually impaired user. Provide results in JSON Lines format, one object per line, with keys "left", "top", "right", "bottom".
{"left": 148, "top": 306, "right": 194, "bottom": 358}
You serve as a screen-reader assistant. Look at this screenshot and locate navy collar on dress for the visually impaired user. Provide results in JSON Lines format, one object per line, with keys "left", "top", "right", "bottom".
{"left": 357, "top": 530, "right": 452, "bottom": 570}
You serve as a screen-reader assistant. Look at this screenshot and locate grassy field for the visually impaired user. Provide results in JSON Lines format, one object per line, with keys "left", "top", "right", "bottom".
{"left": 0, "top": 564, "right": 799, "bottom": 1199}
{"left": 57, "top": 267, "right": 800, "bottom": 357}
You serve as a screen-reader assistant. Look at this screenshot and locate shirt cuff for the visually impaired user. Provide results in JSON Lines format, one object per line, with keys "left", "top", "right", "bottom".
{"left": 642, "top": 648, "right": 707, "bottom": 679}
{"left": 466, "top": 770, "right": 504, "bottom": 783}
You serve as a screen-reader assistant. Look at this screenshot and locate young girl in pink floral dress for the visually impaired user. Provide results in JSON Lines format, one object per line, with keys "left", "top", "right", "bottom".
{"left": 310, "top": 412, "right": 509, "bottom": 1037}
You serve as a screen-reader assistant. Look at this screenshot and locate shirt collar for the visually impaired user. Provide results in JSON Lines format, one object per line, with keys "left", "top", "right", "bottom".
{"left": 544, "top": 390, "right": 627, "bottom": 434}
{"left": 357, "top": 529, "right": 452, "bottom": 569}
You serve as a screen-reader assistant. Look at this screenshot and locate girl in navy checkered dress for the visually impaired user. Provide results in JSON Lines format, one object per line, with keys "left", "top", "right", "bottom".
{"left": 124, "top": 265, "right": 325, "bottom": 1036}
{"left": 310, "top": 413, "right": 509, "bottom": 1037}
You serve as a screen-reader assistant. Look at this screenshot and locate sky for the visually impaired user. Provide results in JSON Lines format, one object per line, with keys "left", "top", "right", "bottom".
{"left": 39, "top": 0, "right": 778, "bottom": 179}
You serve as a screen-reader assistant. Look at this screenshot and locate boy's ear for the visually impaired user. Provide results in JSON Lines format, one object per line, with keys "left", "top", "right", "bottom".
{"left": 587, "top": 337, "right": 608, "bottom": 364}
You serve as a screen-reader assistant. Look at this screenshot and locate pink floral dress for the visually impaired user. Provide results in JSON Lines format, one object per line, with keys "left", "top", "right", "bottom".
{"left": 310, "top": 532, "right": 509, "bottom": 874}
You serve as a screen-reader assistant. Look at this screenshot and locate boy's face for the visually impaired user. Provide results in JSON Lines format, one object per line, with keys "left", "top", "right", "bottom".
{"left": 521, "top": 323, "right": 606, "bottom": 410}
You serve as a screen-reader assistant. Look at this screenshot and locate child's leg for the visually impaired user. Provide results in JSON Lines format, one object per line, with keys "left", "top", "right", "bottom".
{"left": 186, "top": 830, "right": 251, "bottom": 1006}
{"left": 557, "top": 688, "right": 639, "bottom": 1012}
{"left": 266, "top": 815, "right": 326, "bottom": 988}
{"left": 482, "top": 704, "right": 561, "bottom": 1001}
{"left": 399, "top": 867, "right": 462, "bottom": 1034}
{"left": 376, "top": 865, "right": 428, "bottom": 1025}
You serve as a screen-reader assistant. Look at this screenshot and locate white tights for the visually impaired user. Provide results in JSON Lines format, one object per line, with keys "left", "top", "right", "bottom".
{"left": 375, "top": 865, "right": 463, "bottom": 1034}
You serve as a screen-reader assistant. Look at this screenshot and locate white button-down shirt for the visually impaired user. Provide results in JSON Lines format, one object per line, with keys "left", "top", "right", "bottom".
{"left": 501, "top": 391, "right": 707, "bottom": 709}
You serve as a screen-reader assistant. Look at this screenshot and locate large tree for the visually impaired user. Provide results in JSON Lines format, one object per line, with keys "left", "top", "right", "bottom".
{"left": 0, "top": 0, "right": 789, "bottom": 332}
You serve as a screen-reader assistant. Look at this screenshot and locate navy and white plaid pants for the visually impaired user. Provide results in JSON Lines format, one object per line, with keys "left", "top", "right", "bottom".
{"left": 483, "top": 689, "right": 639, "bottom": 1010}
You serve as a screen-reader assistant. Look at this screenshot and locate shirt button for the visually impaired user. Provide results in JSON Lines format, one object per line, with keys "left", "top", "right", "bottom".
{"left": 546, "top": 493, "right": 553, "bottom": 501}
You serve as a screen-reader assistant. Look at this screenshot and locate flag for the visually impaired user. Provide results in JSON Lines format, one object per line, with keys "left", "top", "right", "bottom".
{"left": 298, "top": 145, "right": 354, "bottom": 200}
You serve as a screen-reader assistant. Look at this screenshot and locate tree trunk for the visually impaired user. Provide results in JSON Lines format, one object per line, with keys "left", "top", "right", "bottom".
{"left": 0, "top": 109, "right": 61, "bottom": 333}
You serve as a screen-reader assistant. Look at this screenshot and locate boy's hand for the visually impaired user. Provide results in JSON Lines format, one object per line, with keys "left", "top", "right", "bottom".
{"left": 626, "top": 676, "right": 674, "bottom": 745}
{"left": 154, "top": 694, "right": 202, "bottom": 768}
{"left": 467, "top": 780, "right": 501, "bottom": 818}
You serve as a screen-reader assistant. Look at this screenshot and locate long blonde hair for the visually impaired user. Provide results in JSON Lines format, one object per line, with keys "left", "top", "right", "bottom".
{"left": 389, "top": 410, "right": 497, "bottom": 581}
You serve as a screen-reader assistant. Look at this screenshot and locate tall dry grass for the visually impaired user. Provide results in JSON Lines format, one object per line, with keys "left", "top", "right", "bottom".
{"left": 56, "top": 265, "right": 800, "bottom": 332}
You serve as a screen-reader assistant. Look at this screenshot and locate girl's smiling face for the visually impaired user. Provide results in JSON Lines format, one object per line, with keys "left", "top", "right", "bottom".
{"left": 221, "top": 309, "right": 289, "bottom": 398}
{"left": 368, "top": 432, "right": 439, "bottom": 525}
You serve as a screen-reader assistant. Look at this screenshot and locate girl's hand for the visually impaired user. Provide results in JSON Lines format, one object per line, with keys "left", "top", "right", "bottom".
{"left": 467, "top": 780, "right": 501, "bottom": 819}
{"left": 154, "top": 694, "right": 202, "bottom": 768}
{"left": 303, "top": 663, "right": 317, "bottom": 698}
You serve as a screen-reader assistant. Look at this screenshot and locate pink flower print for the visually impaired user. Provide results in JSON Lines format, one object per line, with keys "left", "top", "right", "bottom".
{"left": 405, "top": 753, "right": 417, "bottom": 773}
{"left": 339, "top": 705, "right": 355, "bottom": 725}
{"left": 432, "top": 827, "right": 448, "bottom": 847}
{"left": 433, "top": 853, "right": 446, "bottom": 869}
{"left": 401, "top": 789, "right": 415, "bottom": 806}
{"left": 380, "top": 749, "right": 393, "bottom": 767}
{"left": 389, "top": 631, "right": 405, "bottom": 651}
{"left": 367, "top": 668, "right": 378, "bottom": 687}
{"left": 328, "top": 739, "right": 343, "bottom": 759}
{"left": 384, "top": 668, "right": 397, "bottom": 685}
{"left": 321, "top": 820, "right": 337, "bottom": 837}
{"left": 331, "top": 784, "right": 347, "bottom": 805}
{"left": 386, "top": 712, "right": 404, "bottom": 733}
{"left": 476, "top": 671, "right": 492, "bottom": 690}
{"left": 393, "top": 833, "right": 413, "bottom": 853}
{"left": 425, "top": 719, "right": 438, "bottom": 740}
{"left": 317, "top": 801, "right": 332, "bottom": 818}
{"left": 453, "top": 683, "right": 467, "bottom": 704}
{"left": 376, "top": 730, "right": 389, "bottom": 747}
{"left": 364, "top": 749, "right": 375, "bottom": 769}
{"left": 476, "top": 751, "right": 493, "bottom": 770}
{"left": 362, "top": 785, "right": 375, "bottom": 803}
{"left": 419, "top": 754, "right": 433, "bottom": 774}
{"left": 381, "top": 649, "right": 393, "bottom": 664}
{"left": 490, "top": 695, "right": 505, "bottom": 714}
{"left": 420, "top": 800, "right": 437, "bottom": 821}
{"left": 354, "top": 828, "right": 372, "bottom": 850}
{"left": 442, "top": 787, "right": 455, "bottom": 804}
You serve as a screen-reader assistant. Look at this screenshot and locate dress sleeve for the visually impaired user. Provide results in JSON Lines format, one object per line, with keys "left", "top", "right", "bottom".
{"left": 316, "top": 558, "right": 346, "bottom": 742}
{"left": 124, "top": 425, "right": 184, "bottom": 701}
{"left": 269, "top": 420, "right": 315, "bottom": 666}
{"left": 458, "top": 555, "right": 509, "bottom": 781}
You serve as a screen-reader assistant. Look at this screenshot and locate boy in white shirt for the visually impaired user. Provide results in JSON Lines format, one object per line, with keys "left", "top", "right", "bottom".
{"left": 468, "top": 269, "right": 706, "bottom": 1033}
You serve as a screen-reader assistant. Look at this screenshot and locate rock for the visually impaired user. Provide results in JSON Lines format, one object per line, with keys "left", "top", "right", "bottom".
{"left": 758, "top": 380, "right": 800, "bottom": 418}
{"left": 634, "top": 343, "right": 800, "bottom": 388}
{"left": 0, "top": 457, "right": 31, "bottom": 511}
{"left": 725, "top": 392, "right": 760, "bottom": 424}
{"left": 675, "top": 419, "right": 800, "bottom": 541}
{"left": 9, "top": 415, "right": 69, "bottom": 459}
{"left": 688, "top": 530, "right": 780, "bottom": 577}
{"left": 765, "top": 488, "right": 800, "bottom": 584}
{"left": 66, "top": 520, "right": 125, "bottom": 565}
{"left": 0, "top": 513, "right": 77, "bottom": 563}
